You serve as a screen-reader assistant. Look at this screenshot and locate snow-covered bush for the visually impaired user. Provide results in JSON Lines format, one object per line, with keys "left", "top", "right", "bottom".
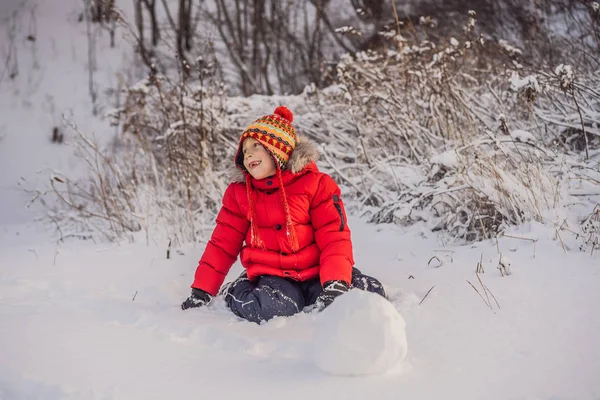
{"left": 306, "top": 15, "right": 600, "bottom": 242}
{"left": 45, "top": 64, "right": 231, "bottom": 243}
{"left": 580, "top": 205, "right": 600, "bottom": 254}
{"left": 118, "top": 68, "right": 229, "bottom": 183}
{"left": 40, "top": 12, "right": 599, "bottom": 247}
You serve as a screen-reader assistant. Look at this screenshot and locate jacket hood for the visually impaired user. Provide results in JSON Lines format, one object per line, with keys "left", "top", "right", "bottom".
{"left": 230, "top": 136, "right": 320, "bottom": 183}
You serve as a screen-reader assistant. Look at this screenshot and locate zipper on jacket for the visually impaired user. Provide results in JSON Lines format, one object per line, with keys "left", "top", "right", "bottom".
{"left": 332, "top": 195, "right": 345, "bottom": 231}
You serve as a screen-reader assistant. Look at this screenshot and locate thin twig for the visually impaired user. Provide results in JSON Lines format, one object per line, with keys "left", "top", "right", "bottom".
{"left": 418, "top": 285, "right": 435, "bottom": 305}
{"left": 500, "top": 233, "right": 538, "bottom": 258}
{"left": 572, "top": 88, "right": 589, "bottom": 159}
{"left": 476, "top": 253, "right": 484, "bottom": 273}
{"left": 476, "top": 272, "right": 492, "bottom": 308}
{"left": 555, "top": 219, "right": 568, "bottom": 253}
{"left": 390, "top": 0, "right": 400, "bottom": 35}
{"left": 428, "top": 256, "right": 442, "bottom": 267}
{"left": 320, "top": 146, "right": 365, "bottom": 196}
{"left": 483, "top": 284, "right": 501, "bottom": 309}
{"left": 467, "top": 280, "right": 491, "bottom": 309}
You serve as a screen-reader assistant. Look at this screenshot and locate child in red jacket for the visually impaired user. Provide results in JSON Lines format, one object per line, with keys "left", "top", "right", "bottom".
{"left": 181, "top": 106, "right": 385, "bottom": 323}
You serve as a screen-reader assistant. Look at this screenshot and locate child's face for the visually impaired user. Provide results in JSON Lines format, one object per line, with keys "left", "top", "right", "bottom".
{"left": 242, "top": 138, "right": 277, "bottom": 179}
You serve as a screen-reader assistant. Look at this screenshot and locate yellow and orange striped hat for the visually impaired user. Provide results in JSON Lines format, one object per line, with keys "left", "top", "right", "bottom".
{"left": 235, "top": 106, "right": 297, "bottom": 171}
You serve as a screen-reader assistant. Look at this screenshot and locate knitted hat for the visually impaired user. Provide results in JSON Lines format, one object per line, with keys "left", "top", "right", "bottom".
{"left": 235, "top": 106, "right": 297, "bottom": 171}
{"left": 235, "top": 106, "right": 300, "bottom": 253}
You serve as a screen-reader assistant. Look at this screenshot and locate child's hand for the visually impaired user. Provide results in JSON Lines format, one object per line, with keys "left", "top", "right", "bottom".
{"left": 315, "top": 280, "right": 349, "bottom": 310}
{"left": 181, "top": 288, "right": 213, "bottom": 310}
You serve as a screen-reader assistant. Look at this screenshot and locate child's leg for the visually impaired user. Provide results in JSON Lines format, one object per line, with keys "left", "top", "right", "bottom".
{"left": 300, "top": 278, "right": 323, "bottom": 307}
{"left": 225, "top": 275, "right": 305, "bottom": 324}
{"left": 351, "top": 267, "right": 386, "bottom": 298}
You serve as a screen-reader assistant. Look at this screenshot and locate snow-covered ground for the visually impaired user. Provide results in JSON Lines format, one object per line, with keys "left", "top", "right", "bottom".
{"left": 1, "top": 219, "right": 599, "bottom": 399}
{"left": 0, "top": 0, "right": 134, "bottom": 226}
{"left": 1, "top": 1, "right": 599, "bottom": 399}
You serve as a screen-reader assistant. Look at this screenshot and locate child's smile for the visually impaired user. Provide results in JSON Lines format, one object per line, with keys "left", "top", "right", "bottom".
{"left": 248, "top": 160, "right": 261, "bottom": 169}
{"left": 242, "top": 138, "right": 277, "bottom": 179}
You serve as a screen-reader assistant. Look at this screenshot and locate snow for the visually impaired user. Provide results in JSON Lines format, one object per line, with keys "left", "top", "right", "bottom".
{"left": 313, "top": 290, "right": 408, "bottom": 376}
{"left": 1, "top": 220, "right": 600, "bottom": 399}
{"left": 510, "top": 129, "right": 536, "bottom": 143}
{"left": 0, "top": 0, "right": 134, "bottom": 226}
{"left": 1, "top": 1, "right": 600, "bottom": 399}
{"left": 509, "top": 71, "right": 541, "bottom": 93}
{"left": 555, "top": 64, "right": 575, "bottom": 90}
{"left": 555, "top": 64, "right": 574, "bottom": 79}
{"left": 335, "top": 26, "right": 362, "bottom": 36}
{"left": 498, "top": 253, "right": 513, "bottom": 276}
{"left": 498, "top": 39, "right": 523, "bottom": 56}
{"left": 430, "top": 150, "right": 458, "bottom": 168}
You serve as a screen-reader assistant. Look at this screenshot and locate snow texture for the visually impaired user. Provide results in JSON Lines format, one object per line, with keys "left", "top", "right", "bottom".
{"left": 430, "top": 150, "right": 459, "bottom": 168}
{"left": 555, "top": 64, "right": 575, "bottom": 90}
{"left": 313, "top": 290, "right": 408, "bottom": 376}
{"left": 498, "top": 39, "right": 523, "bottom": 55}
{"left": 509, "top": 72, "right": 541, "bottom": 92}
{"left": 1, "top": 1, "right": 600, "bottom": 399}
{"left": 510, "top": 129, "right": 536, "bottom": 143}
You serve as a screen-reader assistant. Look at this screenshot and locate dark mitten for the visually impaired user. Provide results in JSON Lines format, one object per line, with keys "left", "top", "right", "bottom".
{"left": 315, "top": 280, "right": 349, "bottom": 310}
{"left": 181, "top": 288, "right": 213, "bottom": 310}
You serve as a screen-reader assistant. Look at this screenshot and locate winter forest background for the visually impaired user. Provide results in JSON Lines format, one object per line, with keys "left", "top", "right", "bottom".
{"left": 1, "top": 0, "right": 600, "bottom": 398}
{"left": 2, "top": 0, "right": 599, "bottom": 248}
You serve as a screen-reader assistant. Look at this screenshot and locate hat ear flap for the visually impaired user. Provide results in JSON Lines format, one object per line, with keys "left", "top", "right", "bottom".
{"left": 271, "top": 152, "right": 284, "bottom": 168}
{"left": 235, "top": 137, "right": 248, "bottom": 171}
{"left": 235, "top": 151, "right": 245, "bottom": 171}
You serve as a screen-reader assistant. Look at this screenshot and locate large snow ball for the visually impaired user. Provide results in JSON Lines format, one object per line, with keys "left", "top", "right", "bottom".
{"left": 313, "top": 290, "right": 408, "bottom": 375}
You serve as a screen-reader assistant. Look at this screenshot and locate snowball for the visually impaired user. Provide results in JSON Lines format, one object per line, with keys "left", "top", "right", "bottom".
{"left": 312, "top": 290, "right": 408, "bottom": 376}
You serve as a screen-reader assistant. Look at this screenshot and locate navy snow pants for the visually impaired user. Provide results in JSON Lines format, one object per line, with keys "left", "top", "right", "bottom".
{"left": 223, "top": 268, "right": 385, "bottom": 324}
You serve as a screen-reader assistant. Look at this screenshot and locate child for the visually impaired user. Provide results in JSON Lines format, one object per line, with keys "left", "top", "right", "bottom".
{"left": 181, "top": 106, "right": 385, "bottom": 323}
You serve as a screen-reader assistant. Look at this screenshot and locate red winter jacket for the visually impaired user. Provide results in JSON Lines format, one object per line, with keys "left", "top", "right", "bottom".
{"left": 191, "top": 137, "right": 354, "bottom": 296}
